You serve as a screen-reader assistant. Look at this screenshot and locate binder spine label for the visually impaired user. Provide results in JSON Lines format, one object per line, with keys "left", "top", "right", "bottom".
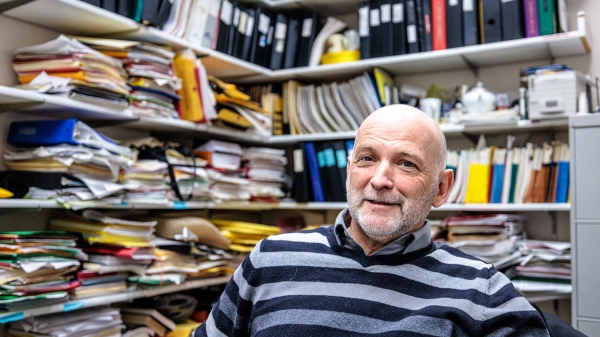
{"left": 371, "top": 9, "right": 381, "bottom": 26}
{"left": 381, "top": 4, "right": 392, "bottom": 23}
{"left": 258, "top": 13, "right": 270, "bottom": 34}
{"left": 221, "top": 0, "right": 233, "bottom": 25}
{"left": 267, "top": 26, "right": 274, "bottom": 44}
{"left": 302, "top": 18, "right": 313, "bottom": 37}
{"left": 393, "top": 4, "right": 404, "bottom": 23}
{"left": 450, "top": 0, "right": 458, "bottom": 5}
{"left": 463, "top": 0, "right": 473, "bottom": 11}
{"left": 336, "top": 149, "right": 348, "bottom": 168}
{"left": 245, "top": 16, "right": 255, "bottom": 37}
{"left": 275, "top": 22, "right": 287, "bottom": 39}
{"left": 294, "top": 149, "right": 304, "bottom": 172}
{"left": 324, "top": 149, "right": 336, "bottom": 167}
{"left": 239, "top": 12, "right": 248, "bottom": 34}
{"left": 407, "top": 25, "right": 417, "bottom": 42}
{"left": 359, "top": 7, "right": 370, "bottom": 36}
{"left": 233, "top": 7, "right": 241, "bottom": 27}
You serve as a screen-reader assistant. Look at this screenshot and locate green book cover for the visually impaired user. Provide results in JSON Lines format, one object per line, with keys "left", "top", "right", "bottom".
{"left": 537, "top": 0, "right": 557, "bottom": 36}
{"left": 508, "top": 163, "right": 519, "bottom": 203}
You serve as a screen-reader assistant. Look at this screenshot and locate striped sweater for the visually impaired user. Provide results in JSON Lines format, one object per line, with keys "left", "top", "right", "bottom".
{"left": 195, "top": 225, "right": 550, "bottom": 336}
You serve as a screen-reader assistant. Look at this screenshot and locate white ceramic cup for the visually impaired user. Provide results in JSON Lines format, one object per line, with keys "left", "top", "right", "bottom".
{"left": 419, "top": 98, "right": 442, "bottom": 122}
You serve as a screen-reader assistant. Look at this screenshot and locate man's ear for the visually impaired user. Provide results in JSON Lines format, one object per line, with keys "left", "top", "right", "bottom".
{"left": 432, "top": 169, "right": 454, "bottom": 207}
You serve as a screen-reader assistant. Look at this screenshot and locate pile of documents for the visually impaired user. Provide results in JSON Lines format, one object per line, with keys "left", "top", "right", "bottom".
{"left": 119, "top": 306, "right": 176, "bottom": 336}
{"left": 129, "top": 216, "right": 232, "bottom": 285}
{"left": 211, "top": 76, "right": 272, "bottom": 137}
{"left": 119, "top": 160, "right": 171, "bottom": 204}
{"left": 509, "top": 240, "right": 572, "bottom": 296}
{"left": 4, "top": 119, "right": 135, "bottom": 209}
{"left": 12, "top": 35, "right": 129, "bottom": 108}
{"left": 49, "top": 210, "right": 158, "bottom": 294}
{"left": 74, "top": 36, "right": 182, "bottom": 119}
{"left": 241, "top": 147, "right": 287, "bottom": 202}
{"left": 444, "top": 214, "right": 525, "bottom": 269}
{"left": 209, "top": 219, "right": 280, "bottom": 253}
{"left": 0, "top": 231, "right": 86, "bottom": 311}
{"left": 8, "top": 306, "right": 123, "bottom": 337}
{"left": 446, "top": 136, "right": 570, "bottom": 204}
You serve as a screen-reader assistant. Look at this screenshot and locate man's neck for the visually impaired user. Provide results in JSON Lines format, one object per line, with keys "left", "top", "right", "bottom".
{"left": 347, "top": 220, "right": 425, "bottom": 256}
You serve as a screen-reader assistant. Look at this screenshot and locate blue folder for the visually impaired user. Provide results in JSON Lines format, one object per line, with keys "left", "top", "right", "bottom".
{"left": 7, "top": 119, "right": 115, "bottom": 147}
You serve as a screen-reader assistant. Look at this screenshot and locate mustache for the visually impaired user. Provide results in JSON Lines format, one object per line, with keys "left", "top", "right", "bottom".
{"left": 360, "top": 191, "right": 405, "bottom": 205}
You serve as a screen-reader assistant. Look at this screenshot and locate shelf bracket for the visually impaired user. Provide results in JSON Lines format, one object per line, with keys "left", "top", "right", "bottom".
{"left": 460, "top": 55, "right": 480, "bottom": 80}
{"left": 0, "top": 0, "right": 34, "bottom": 14}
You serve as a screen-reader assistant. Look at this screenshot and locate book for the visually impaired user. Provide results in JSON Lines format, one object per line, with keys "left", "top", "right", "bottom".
{"left": 304, "top": 141, "right": 324, "bottom": 202}
{"left": 414, "top": 0, "right": 433, "bottom": 52}
{"left": 463, "top": 0, "right": 478, "bottom": 46}
{"left": 392, "top": 0, "right": 407, "bottom": 55}
{"left": 283, "top": 14, "right": 300, "bottom": 69}
{"left": 446, "top": 0, "right": 463, "bottom": 48}
{"left": 119, "top": 307, "right": 176, "bottom": 331}
{"left": 201, "top": 0, "right": 222, "bottom": 49}
{"left": 121, "top": 314, "right": 168, "bottom": 336}
{"left": 215, "top": 0, "right": 235, "bottom": 53}
{"left": 431, "top": 0, "right": 446, "bottom": 50}
{"left": 296, "top": 11, "right": 319, "bottom": 67}
{"left": 269, "top": 13, "right": 288, "bottom": 70}
{"left": 380, "top": 0, "right": 394, "bottom": 57}
{"left": 537, "top": 0, "right": 556, "bottom": 36}
{"left": 405, "top": 0, "right": 419, "bottom": 52}
{"left": 501, "top": 0, "right": 525, "bottom": 41}
{"left": 523, "top": 0, "right": 540, "bottom": 37}
{"left": 480, "top": 0, "right": 502, "bottom": 44}
{"left": 358, "top": 1, "right": 371, "bottom": 59}
{"left": 249, "top": 7, "right": 273, "bottom": 66}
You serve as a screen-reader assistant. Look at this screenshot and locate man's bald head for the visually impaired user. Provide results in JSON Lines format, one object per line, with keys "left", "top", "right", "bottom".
{"left": 357, "top": 104, "right": 447, "bottom": 175}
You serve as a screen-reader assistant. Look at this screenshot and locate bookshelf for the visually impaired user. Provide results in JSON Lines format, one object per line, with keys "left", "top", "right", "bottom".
{"left": 0, "top": 0, "right": 589, "bottom": 82}
{"left": 0, "top": 0, "right": 592, "bottom": 328}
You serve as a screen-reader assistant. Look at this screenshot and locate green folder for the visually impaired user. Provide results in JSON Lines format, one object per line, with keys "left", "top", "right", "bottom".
{"left": 538, "top": 0, "right": 557, "bottom": 36}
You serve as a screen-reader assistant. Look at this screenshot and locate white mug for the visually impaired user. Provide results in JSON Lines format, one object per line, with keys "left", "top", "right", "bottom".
{"left": 419, "top": 98, "right": 442, "bottom": 123}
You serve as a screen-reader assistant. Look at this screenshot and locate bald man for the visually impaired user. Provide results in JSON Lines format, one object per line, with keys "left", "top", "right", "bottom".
{"left": 196, "top": 105, "right": 550, "bottom": 336}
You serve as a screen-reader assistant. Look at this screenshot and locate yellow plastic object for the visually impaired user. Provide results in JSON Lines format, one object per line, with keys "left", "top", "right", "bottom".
{"left": 173, "top": 50, "right": 204, "bottom": 122}
{"left": 217, "top": 108, "right": 253, "bottom": 128}
{"left": 166, "top": 320, "right": 202, "bottom": 337}
{"left": 320, "top": 50, "right": 360, "bottom": 65}
{"left": 0, "top": 188, "right": 13, "bottom": 199}
{"left": 208, "top": 75, "right": 250, "bottom": 101}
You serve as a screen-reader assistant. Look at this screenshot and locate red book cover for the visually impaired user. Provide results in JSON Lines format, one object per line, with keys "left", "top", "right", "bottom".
{"left": 432, "top": 0, "right": 447, "bottom": 50}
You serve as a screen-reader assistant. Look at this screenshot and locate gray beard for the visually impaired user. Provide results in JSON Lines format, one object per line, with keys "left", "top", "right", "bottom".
{"left": 346, "top": 181, "right": 438, "bottom": 243}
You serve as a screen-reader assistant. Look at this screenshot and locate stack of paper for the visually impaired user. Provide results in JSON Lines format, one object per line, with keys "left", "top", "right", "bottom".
{"left": 119, "top": 307, "right": 176, "bottom": 336}
{"left": 209, "top": 219, "right": 280, "bottom": 253}
{"left": 0, "top": 231, "right": 86, "bottom": 310}
{"left": 241, "top": 147, "right": 287, "bottom": 202}
{"left": 119, "top": 160, "right": 170, "bottom": 204}
{"left": 444, "top": 214, "right": 525, "bottom": 269}
{"left": 48, "top": 211, "right": 158, "bottom": 296}
{"left": 509, "top": 240, "right": 572, "bottom": 296}
{"left": 74, "top": 36, "right": 182, "bottom": 119}
{"left": 9, "top": 306, "right": 123, "bottom": 337}
{"left": 12, "top": 35, "right": 129, "bottom": 108}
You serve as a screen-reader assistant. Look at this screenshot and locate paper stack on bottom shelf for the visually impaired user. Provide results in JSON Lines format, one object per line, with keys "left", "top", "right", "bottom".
{"left": 0, "top": 231, "right": 86, "bottom": 311}
{"left": 509, "top": 240, "right": 572, "bottom": 297}
{"left": 8, "top": 307, "right": 123, "bottom": 337}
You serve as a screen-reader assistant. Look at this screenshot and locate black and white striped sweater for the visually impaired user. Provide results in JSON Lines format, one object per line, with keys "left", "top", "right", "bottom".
{"left": 195, "top": 225, "right": 550, "bottom": 336}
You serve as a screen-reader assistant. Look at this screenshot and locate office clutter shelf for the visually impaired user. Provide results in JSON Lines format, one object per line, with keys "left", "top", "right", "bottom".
{"left": 0, "top": 276, "right": 231, "bottom": 324}
{"left": 0, "top": 0, "right": 590, "bottom": 82}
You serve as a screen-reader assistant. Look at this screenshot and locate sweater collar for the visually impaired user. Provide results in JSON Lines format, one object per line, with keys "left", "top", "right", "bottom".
{"left": 333, "top": 208, "right": 432, "bottom": 256}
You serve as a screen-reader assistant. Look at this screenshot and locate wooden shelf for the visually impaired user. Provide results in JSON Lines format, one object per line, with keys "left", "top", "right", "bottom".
{"left": 2, "top": 0, "right": 590, "bottom": 82}
{"left": 0, "top": 275, "right": 231, "bottom": 324}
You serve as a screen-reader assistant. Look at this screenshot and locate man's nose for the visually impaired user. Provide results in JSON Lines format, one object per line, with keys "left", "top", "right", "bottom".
{"left": 370, "top": 161, "right": 394, "bottom": 190}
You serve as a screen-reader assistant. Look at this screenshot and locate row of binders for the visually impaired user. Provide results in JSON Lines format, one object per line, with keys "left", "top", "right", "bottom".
{"left": 82, "top": 0, "right": 321, "bottom": 70}
{"left": 446, "top": 136, "right": 570, "bottom": 204}
{"left": 358, "top": 0, "right": 568, "bottom": 59}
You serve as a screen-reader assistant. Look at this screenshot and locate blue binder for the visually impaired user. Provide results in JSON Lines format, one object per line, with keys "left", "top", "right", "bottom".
{"left": 7, "top": 119, "right": 116, "bottom": 148}
{"left": 304, "top": 142, "right": 324, "bottom": 202}
{"left": 555, "top": 161, "right": 569, "bottom": 203}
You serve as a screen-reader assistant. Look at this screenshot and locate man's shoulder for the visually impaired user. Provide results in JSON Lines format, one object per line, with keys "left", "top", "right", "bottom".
{"left": 259, "top": 226, "right": 332, "bottom": 250}
{"left": 431, "top": 242, "right": 496, "bottom": 272}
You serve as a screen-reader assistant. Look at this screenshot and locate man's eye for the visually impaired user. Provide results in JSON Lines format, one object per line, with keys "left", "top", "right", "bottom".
{"left": 361, "top": 156, "right": 373, "bottom": 162}
{"left": 401, "top": 161, "right": 415, "bottom": 167}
